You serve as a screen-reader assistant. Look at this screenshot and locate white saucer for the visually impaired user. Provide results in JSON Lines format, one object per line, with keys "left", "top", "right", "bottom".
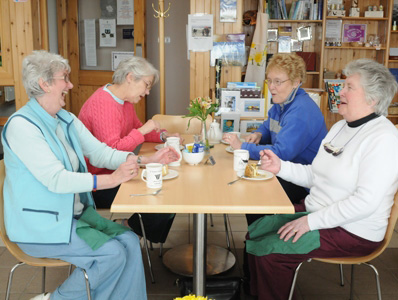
{"left": 155, "top": 144, "right": 184, "bottom": 151}
{"left": 142, "top": 169, "right": 179, "bottom": 180}
{"left": 225, "top": 146, "right": 234, "bottom": 153}
{"left": 221, "top": 138, "right": 245, "bottom": 145}
{"left": 242, "top": 170, "right": 273, "bottom": 181}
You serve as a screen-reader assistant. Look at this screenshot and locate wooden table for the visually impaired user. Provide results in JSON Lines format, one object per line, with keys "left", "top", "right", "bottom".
{"left": 111, "top": 137, "right": 294, "bottom": 296}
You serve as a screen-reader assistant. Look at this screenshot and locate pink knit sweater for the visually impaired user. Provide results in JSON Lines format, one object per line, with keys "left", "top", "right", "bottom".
{"left": 79, "top": 86, "right": 163, "bottom": 175}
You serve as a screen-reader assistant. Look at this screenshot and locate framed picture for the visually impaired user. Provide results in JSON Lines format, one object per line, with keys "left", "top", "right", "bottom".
{"left": 278, "top": 36, "right": 291, "bottom": 53}
{"left": 291, "top": 39, "right": 303, "bottom": 52}
{"left": 238, "top": 98, "right": 265, "bottom": 117}
{"left": 240, "top": 120, "right": 263, "bottom": 134}
{"left": 297, "top": 26, "right": 312, "bottom": 41}
{"left": 219, "top": 89, "right": 240, "bottom": 113}
{"left": 342, "top": 24, "right": 367, "bottom": 43}
{"left": 267, "top": 28, "right": 278, "bottom": 42}
{"left": 221, "top": 112, "right": 240, "bottom": 133}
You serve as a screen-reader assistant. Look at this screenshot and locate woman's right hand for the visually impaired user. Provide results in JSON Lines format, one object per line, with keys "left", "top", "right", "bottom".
{"left": 246, "top": 132, "right": 262, "bottom": 144}
{"left": 112, "top": 160, "right": 139, "bottom": 185}
{"left": 138, "top": 119, "right": 161, "bottom": 135}
{"left": 259, "top": 149, "right": 281, "bottom": 174}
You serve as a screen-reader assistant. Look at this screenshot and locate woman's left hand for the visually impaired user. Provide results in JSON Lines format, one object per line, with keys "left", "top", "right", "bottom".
{"left": 223, "top": 133, "right": 242, "bottom": 150}
{"left": 164, "top": 132, "right": 184, "bottom": 144}
{"left": 149, "top": 146, "right": 180, "bottom": 164}
{"left": 278, "top": 215, "right": 310, "bottom": 243}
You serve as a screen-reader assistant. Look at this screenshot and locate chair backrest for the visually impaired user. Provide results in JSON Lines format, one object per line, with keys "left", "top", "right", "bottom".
{"left": 0, "top": 160, "right": 67, "bottom": 267}
{"left": 152, "top": 114, "right": 212, "bottom": 135}
{"left": 316, "top": 190, "right": 398, "bottom": 264}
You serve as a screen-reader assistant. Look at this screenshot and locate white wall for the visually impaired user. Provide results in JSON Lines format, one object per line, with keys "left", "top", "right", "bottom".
{"left": 146, "top": 0, "right": 190, "bottom": 118}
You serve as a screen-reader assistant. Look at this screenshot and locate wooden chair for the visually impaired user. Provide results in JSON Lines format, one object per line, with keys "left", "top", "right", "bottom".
{"left": 288, "top": 191, "right": 398, "bottom": 300}
{"left": 152, "top": 114, "right": 212, "bottom": 135}
{"left": 0, "top": 160, "right": 92, "bottom": 300}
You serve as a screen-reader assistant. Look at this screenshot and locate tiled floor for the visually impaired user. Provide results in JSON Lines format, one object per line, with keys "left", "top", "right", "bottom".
{"left": 1, "top": 213, "right": 398, "bottom": 299}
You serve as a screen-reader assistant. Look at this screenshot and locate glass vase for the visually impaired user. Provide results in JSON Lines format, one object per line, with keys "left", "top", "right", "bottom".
{"left": 201, "top": 120, "right": 210, "bottom": 154}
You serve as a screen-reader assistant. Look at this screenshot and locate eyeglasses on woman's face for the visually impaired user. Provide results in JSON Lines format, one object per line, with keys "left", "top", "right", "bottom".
{"left": 142, "top": 79, "right": 152, "bottom": 91}
{"left": 53, "top": 73, "right": 70, "bottom": 83}
{"left": 266, "top": 78, "right": 291, "bottom": 87}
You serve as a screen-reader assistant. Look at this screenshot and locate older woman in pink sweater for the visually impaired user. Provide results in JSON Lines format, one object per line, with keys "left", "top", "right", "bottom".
{"left": 79, "top": 57, "right": 179, "bottom": 244}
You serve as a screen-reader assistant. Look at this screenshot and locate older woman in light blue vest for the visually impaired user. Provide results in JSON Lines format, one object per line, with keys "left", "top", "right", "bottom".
{"left": 1, "top": 50, "right": 179, "bottom": 300}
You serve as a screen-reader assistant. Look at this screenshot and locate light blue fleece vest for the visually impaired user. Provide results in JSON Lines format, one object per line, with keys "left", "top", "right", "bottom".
{"left": 1, "top": 98, "right": 94, "bottom": 244}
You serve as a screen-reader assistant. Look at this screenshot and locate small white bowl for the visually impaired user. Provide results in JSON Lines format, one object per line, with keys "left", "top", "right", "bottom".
{"left": 182, "top": 150, "right": 205, "bottom": 165}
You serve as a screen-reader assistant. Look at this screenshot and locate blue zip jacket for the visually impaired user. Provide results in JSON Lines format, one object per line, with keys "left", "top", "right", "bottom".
{"left": 241, "top": 88, "right": 327, "bottom": 163}
{"left": 2, "top": 99, "right": 94, "bottom": 244}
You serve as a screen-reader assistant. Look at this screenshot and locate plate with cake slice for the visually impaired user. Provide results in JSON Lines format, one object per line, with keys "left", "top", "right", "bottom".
{"left": 242, "top": 163, "right": 274, "bottom": 181}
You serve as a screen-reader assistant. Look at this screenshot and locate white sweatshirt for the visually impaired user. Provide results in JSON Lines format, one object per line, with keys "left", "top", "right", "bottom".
{"left": 278, "top": 116, "right": 398, "bottom": 242}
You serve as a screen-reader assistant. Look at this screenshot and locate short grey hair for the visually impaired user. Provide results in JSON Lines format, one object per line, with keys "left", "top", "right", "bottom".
{"left": 22, "top": 50, "right": 71, "bottom": 98}
{"left": 343, "top": 59, "right": 398, "bottom": 116}
{"left": 112, "top": 56, "right": 159, "bottom": 85}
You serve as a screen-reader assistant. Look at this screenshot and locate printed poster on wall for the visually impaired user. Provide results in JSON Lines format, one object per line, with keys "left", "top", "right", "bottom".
{"left": 99, "top": 19, "right": 117, "bottom": 47}
{"left": 117, "top": 0, "right": 134, "bottom": 25}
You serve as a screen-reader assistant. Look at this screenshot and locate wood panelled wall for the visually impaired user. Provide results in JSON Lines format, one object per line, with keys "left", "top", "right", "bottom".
{"left": 190, "top": 0, "right": 246, "bottom": 100}
{"left": 0, "top": 0, "right": 47, "bottom": 112}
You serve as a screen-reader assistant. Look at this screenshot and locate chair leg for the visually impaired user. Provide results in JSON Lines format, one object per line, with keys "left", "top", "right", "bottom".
{"left": 42, "top": 266, "right": 46, "bottom": 293}
{"left": 159, "top": 243, "right": 163, "bottom": 257}
{"left": 150, "top": 241, "right": 154, "bottom": 251}
{"left": 6, "top": 262, "right": 25, "bottom": 300}
{"left": 339, "top": 264, "right": 344, "bottom": 286}
{"left": 209, "top": 214, "right": 214, "bottom": 227}
{"left": 68, "top": 264, "right": 73, "bottom": 275}
{"left": 81, "top": 268, "right": 92, "bottom": 300}
{"left": 288, "top": 261, "right": 304, "bottom": 300}
{"left": 363, "top": 263, "right": 382, "bottom": 300}
{"left": 138, "top": 213, "right": 155, "bottom": 283}
{"left": 350, "top": 264, "right": 355, "bottom": 300}
{"left": 223, "top": 214, "right": 231, "bottom": 250}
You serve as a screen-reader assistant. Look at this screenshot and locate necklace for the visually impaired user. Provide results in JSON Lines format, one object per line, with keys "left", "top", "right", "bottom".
{"left": 323, "top": 123, "right": 366, "bottom": 156}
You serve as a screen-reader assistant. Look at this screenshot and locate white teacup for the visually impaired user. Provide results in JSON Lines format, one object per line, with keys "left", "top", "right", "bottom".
{"left": 141, "top": 163, "right": 163, "bottom": 189}
{"left": 233, "top": 149, "right": 249, "bottom": 176}
{"left": 229, "top": 131, "right": 241, "bottom": 138}
{"left": 165, "top": 137, "right": 182, "bottom": 166}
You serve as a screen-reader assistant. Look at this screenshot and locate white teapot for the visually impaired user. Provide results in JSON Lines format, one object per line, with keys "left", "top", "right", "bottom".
{"left": 208, "top": 120, "right": 223, "bottom": 144}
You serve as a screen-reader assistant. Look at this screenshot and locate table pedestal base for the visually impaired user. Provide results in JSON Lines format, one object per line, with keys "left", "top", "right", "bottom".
{"left": 162, "top": 244, "right": 236, "bottom": 277}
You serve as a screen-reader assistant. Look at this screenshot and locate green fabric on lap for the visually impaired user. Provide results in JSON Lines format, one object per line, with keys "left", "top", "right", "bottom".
{"left": 76, "top": 206, "right": 129, "bottom": 250}
{"left": 246, "top": 212, "right": 320, "bottom": 256}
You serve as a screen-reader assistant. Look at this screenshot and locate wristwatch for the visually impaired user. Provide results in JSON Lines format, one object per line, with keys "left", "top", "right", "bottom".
{"left": 160, "top": 132, "right": 167, "bottom": 142}
{"left": 137, "top": 155, "right": 143, "bottom": 164}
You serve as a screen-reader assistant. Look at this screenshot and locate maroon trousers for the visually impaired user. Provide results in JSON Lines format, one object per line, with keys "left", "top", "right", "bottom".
{"left": 247, "top": 202, "right": 381, "bottom": 300}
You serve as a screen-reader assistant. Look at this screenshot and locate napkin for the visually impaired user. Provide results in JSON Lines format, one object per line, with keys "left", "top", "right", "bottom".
{"left": 76, "top": 206, "right": 129, "bottom": 250}
{"left": 246, "top": 212, "right": 320, "bottom": 256}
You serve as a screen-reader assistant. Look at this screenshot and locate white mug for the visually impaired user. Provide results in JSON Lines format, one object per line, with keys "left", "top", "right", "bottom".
{"left": 165, "top": 137, "right": 182, "bottom": 166}
{"left": 141, "top": 163, "right": 163, "bottom": 189}
{"left": 233, "top": 149, "right": 249, "bottom": 176}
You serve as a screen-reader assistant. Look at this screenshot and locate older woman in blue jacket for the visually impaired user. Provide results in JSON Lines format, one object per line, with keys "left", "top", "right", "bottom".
{"left": 1, "top": 50, "right": 179, "bottom": 300}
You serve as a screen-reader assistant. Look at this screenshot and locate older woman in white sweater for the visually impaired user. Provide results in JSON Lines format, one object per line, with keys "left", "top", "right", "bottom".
{"left": 247, "top": 59, "right": 398, "bottom": 300}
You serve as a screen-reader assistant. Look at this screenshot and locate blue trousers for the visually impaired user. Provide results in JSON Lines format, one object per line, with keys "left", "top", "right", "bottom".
{"left": 18, "top": 219, "right": 147, "bottom": 300}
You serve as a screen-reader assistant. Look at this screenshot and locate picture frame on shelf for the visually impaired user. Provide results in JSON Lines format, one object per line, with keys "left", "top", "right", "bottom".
{"left": 297, "top": 26, "right": 312, "bottom": 41}
{"left": 267, "top": 28, "right": 278, "bottom": 42}
{"left": 218, "top": 89, "right": 240, "bottom": 115}
{"left": 238, "top": 98, "right": 265, "bottom": 118}
{"left": 278, "top": 36, "right": 291, "bottom": 53}
{"left": 221, "top": 112, "right": 240, "bottom": 133}
{"left": 291, "top": 39, "right": 303, "bottom": 52}
{"left": 342, "top": 24, "right": 367, "bottom": 43}
{"left": 240, "top": 120, "right": 263, "bottom": 134}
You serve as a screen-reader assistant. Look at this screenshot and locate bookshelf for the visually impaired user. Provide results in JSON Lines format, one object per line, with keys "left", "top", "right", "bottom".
{"left": 252, "top": 0, "right": 396, "bottom": 128}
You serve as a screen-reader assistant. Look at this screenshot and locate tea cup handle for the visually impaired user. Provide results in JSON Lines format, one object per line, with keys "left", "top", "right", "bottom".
{"left": 141, "top": 170, "right": 147, "bottom": 182}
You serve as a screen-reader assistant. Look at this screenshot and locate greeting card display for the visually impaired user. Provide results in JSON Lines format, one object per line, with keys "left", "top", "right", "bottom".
{"left": 240, "top": 120, "right": 263, "bottom": 134}
{"left": 238, "top": 98, "right": 265, "bottom": 118}
{"left": 221, "top": 112, "right": 240, "bottom": 133}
